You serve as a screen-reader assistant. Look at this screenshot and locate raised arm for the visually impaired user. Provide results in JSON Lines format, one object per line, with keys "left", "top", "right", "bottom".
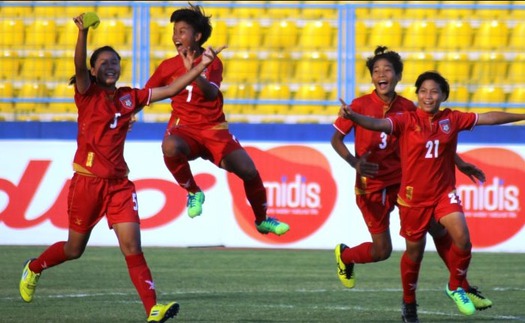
{"left": 180, "top": 46, "right": 220, "bottom": 100}
{"left": 477, "top": 111, "right": 525, "bottom": 125}
{"left": 339, "top": 98, "right": 392, "bottom": 133}
{"left": 72, "top": 14, "right": 91, "bottom": 94}
{"left": 149, "top": 46, "right": 226, "bottom": 103}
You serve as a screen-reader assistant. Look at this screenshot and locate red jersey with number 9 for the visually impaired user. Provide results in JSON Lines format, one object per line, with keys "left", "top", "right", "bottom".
{"left": 146, "top": 51, "right": 224, "bottom": 128}
{"left": 388, "top": 108, "right": 478, "bottom": 207}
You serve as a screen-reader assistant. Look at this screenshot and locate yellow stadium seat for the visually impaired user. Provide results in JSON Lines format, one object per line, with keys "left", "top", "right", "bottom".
{"left": 90, "top": 20, "right": 128, "bottom": 47}
{"left": 265, "top": 1, "right": 301, "bottom": 19}
{"left": 505, "top": 53, "right": 525, "bottom": 83}
{"left": 47, "top": 83, "right": 76, "bottom": 117}
{"left": 297, "top": 20, "right": 335, "bottom": 50}
{"left": 301, "top": 1, "right": 337, "bottom": 20}
{"left": 403, "top": 1, "right": 440, "bottom": 19}
{"left": 470, "top": 53, "right": 508, "bottom": 84}
{"left": 96, "top": 5, "right": 131, "bottom": 19}
{"left": 510, "top": 1, "right": 525, "bottom": 19}
{"left": 225, "top": 83, "right": 256, "bottom": 99}
{"left": 439, "top": 1, "right": 475, "bottom": 19}
{"left": 24, "top": 20, "right": 57, "bottom": 49}
{"left": 0, "top": 50, "right": 19, "bottom": 81}
{"left": 368, "top": 1, "right": 404, "bottom": 19}
{"left": 32, "top": 4, "right": 65, "bottom": 17}
{"left": 154, "top": 23, "right": 174, "bottom": 50}
{"left": 53, "top": 56, "right": 76, "bottom": 82}
{"left": 14, "top": 82, "right": 48, "bottom": 116}
{"left": 207, "top": 20, "right": 228, "bottom": 49}
{"left": 435, "top": 52, "right": 471, "bottom": 85}
{"left": 508, "top": 21, "right": 525, "bottom": 51}
{"left": 1, "top": 4, "right": 32, "bottom": 17}
{"left": 289, "top": 84, "right": 327, "bottom": 115}
{"left": 474, "top": 1, "right": 511, "bottom": 19}
{"left": 506, "top": 88, "right": 525, "bottom": 120}
{"left": 231, "top": 1, "right": 266, "bottom": 19}
{"left": 228, "top": 20, "right": 263, "bottom": 50}
{"left": 262, "top": 20, "right": 299, "bottom": 49}
{"left": 403, "top": 21, "right": 438, "bottom": 50}
{"left": 203, "top": 5, "right": 231, "bottom": 19}
{"left": 293, "top": 51, "right": 332, "bottom": 83}
{"left": 402, "top": 52, "right": 436, "bottom": 85}
{"left": 367, "top": 20, "right": 402, "bottom": 51}
{"left": 17, "top": 51, "right": 54, "bottom": 82}
{"left": 0, "top": 19, "right": 25, "bottom": 48}
{"left": 0, "top": 82, "right": 15, "bottom": 114}
{"left": 447, "top": 85, "right": 470, "bottom": 111}
{"left": 259, "top": 52, "right": 293, "bottom": 83}
{"left": 63, "top": 5, "right": 96, "bottom": 17}
{"left": 469, "top": 86, "right": 506, "bottom": 112}
{"left": 57, "top": 21, "right": 82, "bottom": 49}
{"left": 472, "top": 20, "right": 509, "bottom": 50}
{"left": 255, "top": 83, "right": 291, "bottom": 117}
{"left": 437, "top": 21, "right": 473, "bottom": 50}
{"left": 354, "top": 21, "right": 368, "bottom": 51}
{"left": 400, "top": 86, "right": 417, "bottom": 103}
{"left": 222, "top": 51, "right": 259, "bottom": 83}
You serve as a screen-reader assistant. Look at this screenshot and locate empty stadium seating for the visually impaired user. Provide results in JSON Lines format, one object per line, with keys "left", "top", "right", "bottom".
{"left": 469, "top": 85, "right": 506, "bottom": 112}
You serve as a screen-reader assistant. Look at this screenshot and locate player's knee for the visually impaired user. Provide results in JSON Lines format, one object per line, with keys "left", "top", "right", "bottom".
{"left": 65, "top": 247, "right": 84, "bottom": 260}
{"left": 373, "top": 246, "right": 392, "bottom": 261}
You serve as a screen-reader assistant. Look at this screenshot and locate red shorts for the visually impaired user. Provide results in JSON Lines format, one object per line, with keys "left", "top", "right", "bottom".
{"left": 166, "top": 125, "right": 243, "bottom": 166}
{"left": 398, "top": 190, "right": 463, "bottom": 242}
{"left": 67, "top": 173, "right": 139, "bottom": 233}
{"left": 356, "top": 184, "right": 399, "bottom": 234}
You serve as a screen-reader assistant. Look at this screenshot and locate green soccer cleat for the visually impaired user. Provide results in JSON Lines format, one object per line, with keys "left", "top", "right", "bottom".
{"left": 19, "top": 258, "right": 40, "bottom": 303}
{"left": 147, "top": 302, "right": 179, "bottom": 323}
{"left": 466, "top": 286, "right": 493, "bottom": 311}
{"left": 334, "top": 243, "right": 355, "bottom": 288}
{"left": 445, "top": 284, "right": 476, "bottom": 316}
{"left": 187, "top": 191, "right": 205, "bottom": 218}
{"left": 401, "top": 301, "right": 419, "bottom": 323}
{"left": 255, "top": 217, "right": 290, "bottom": 236}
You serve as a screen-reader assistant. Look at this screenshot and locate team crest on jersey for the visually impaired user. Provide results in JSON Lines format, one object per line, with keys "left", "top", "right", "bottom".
{"left": 119, "top": 94, "right": 133, "bottom": 109}
{"left": 439, "top": 119, "right": 451, "bottom": 134}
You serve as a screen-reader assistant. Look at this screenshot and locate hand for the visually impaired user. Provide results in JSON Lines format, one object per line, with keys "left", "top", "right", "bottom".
{"left": 338, "top": 98, "right": 352, "bottom": 119}
{"left": 72, "top": 14, "right": 87, "bottom": 31}
{"left": 128, "top": 113, "right": 137, "bottom": 132}
{"left": 201, "top": 45, "right": 227, "bottom": 67}
{"left": 354, "top": 151, "right": 379, "bottom": 178}
{"left": 457, "top": 161, "right": 486, "bottom": 184}
{"left": 180, "top": 47, "right": 197, "bottom": 71}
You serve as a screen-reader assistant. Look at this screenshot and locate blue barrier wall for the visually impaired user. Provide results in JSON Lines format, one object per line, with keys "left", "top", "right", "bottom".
{"left": 1, "top": 122, "right": 524, "bottom": 144}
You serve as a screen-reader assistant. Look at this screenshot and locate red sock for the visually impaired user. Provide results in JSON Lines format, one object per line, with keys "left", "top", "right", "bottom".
{"left": 448, "top": 243, "right": 471, "bottom": 291}
{"left": 29, "top": 241, "right": 67, "bottom": 274}
{"left": 163, "top": 155, "right": 200, "bottom": 193}
{"left": 125, "top": 253, "right": 157, "bottom": 316}
{"left": 341, "top": 242, "right": 374, "bottom": 264}
{"left": 400, "top": 252, "right": 421, "bottom": 304}
{"left": 243, "top": 172, "right": 267, "bottom": 223}
{"left": 434, "top": 233, "right": 471, "bottom": 290}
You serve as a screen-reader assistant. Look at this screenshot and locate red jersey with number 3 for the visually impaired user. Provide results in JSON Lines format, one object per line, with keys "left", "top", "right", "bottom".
{"left": 388, "top": 108, "right": 478, "bottom": 207}
{"left": 73, "top": 83, "right": 152, "bottom": 179}
{"left": 145, "top": 51, "right": 225, "bottom": 128}
{"left": 333, "top": 91, "right": 416, "bottom": 193}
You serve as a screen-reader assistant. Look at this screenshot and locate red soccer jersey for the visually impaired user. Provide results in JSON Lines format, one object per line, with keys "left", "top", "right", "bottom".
{"left": 73, "top": 83, "right": 152, "bottom": 178}
{"left": 388, "top": 108, "right": 478, "bottom": 207}
{"left": 333, "top": 91, "right": 416, "bottom": 193}
{"left": 145, "top": 51, "right": 225, "bottom": 128}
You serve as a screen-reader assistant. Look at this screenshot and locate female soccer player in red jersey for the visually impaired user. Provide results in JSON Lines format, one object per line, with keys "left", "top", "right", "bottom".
{"left": 19, "top": 13, "right": 224, "bottom": 323}
{"left": 332, "top": 47, "right": 492, "bottom": 323}
{"left": 339, "top": 70, "right": 525, "bottom": 321}
{"left": 145, "top": 4, "right": 289, "bottom": 236}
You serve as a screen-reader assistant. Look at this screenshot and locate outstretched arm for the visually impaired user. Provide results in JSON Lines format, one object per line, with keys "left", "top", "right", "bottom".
{"left": 454, "top": 154, "right": 486, "bottom": 184}
{"left": 477, "top": 111, "right": 525, "bottom": 125}
{"left": 180, "top": 46, "right": 220, "bottom": 100}
{"left": 72, "top": 14, "right": 91, "bottom": 94}
{"left": 339, "top": 98, "right": 392, "bottom": 133}
{"left": 150, "top": 46, "right": 226, "bottom": 103}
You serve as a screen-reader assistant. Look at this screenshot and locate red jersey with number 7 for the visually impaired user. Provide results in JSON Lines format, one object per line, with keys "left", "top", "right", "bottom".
{"left": 388, "top": 108, "right": 478, "bottom": 207}
{"left": 333, "top": 91, "right": 416, "bottom": 194}
{"left": 145, "top": 51, "right": 224, "bottom": 128}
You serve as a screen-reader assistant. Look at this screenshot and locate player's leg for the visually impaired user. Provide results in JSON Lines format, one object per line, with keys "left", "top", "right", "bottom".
{"left": 162, "top": 132, "right": 204, "bottom": 218}
{"left": 220, "top": 148, "right": 289, "bottom": 236}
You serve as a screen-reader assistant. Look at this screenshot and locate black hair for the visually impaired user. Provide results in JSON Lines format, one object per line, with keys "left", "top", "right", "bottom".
{"left": 365, "top": 46, "right": 403, "bottom": 76}
{"left": 69, "top": 46, "right": 121, "bottom": 85}
{"left": 170, "top": 3, "right": 212, "bottom": 46}
{"left": 415, "top": 71, "right": 450, "bottom": 101}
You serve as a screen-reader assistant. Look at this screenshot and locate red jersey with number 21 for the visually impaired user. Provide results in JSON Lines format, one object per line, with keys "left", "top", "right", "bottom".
{"left": 145, "top": 51, "right": 224, "bottom": 128}
{"left": 388, "top": 108, "right": 478, "bottom": 207}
